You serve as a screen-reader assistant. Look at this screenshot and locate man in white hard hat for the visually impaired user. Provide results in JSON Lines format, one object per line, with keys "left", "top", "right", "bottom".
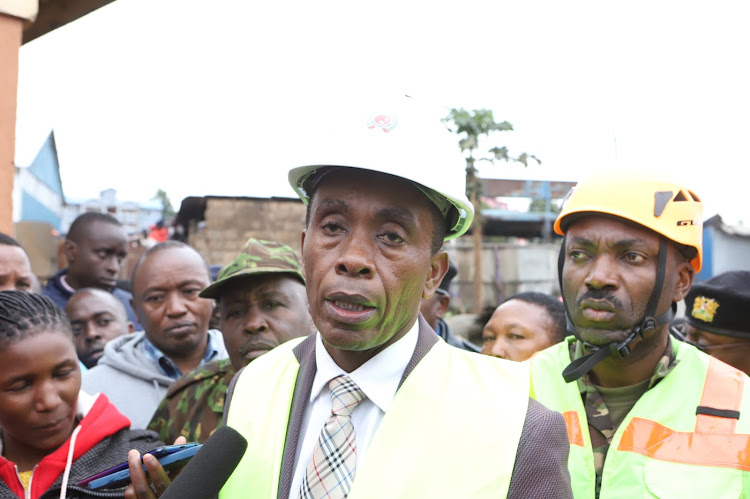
{"left": 126, "top": 96, "right": 572, "bottom": 498}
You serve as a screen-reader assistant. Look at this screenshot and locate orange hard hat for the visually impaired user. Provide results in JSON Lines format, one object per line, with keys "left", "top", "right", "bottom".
{"left": 554, "top": 170, "right": 703, "bottom": 272}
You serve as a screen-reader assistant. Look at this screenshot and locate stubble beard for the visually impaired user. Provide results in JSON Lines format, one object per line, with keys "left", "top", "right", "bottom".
{"left": 576, "top": 326, "right": 635, "bottom": 348}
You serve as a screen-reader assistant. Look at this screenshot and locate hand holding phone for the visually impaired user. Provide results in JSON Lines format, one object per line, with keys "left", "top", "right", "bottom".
{"left": 81, "top": 443, "right": 202, "bottom": 490}
{"left": 78, "top": 443, "right": 199, "bottom": 488}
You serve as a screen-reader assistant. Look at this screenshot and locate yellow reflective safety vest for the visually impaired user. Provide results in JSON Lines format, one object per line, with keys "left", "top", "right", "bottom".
{"left": 530, "top": 337, "right": 750, "bottom": 499}
{"left": 221, "top": 336, "right": 530, "bottom": 498}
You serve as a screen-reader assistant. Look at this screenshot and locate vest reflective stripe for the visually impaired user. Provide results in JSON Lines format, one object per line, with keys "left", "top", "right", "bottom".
{"left": 222, "top": 337, "right": 529, "bottom": 498}
{"left": 618, "top": 417, "right": 750, "bottom": 471}
{"left": 562, "top": 410, "right": 585, "bottom": 447}
{"left": 696, "top": 356, "right": 743, "bottom": 434}
{"left": 530, "top": 338, "right": 750, "bottom": 498}
{"left": 617, "top": 357, "right": 750, "bottom": 471}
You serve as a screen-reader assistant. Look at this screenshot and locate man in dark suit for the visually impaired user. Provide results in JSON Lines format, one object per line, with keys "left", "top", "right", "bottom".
{"left": 125, "top": 97, "right": 572, "bottom": 498}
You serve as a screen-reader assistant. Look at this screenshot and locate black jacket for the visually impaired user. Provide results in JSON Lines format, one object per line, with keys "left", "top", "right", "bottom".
{"left": 435, "top": 318, "right": 481, "bottom": 353}
{"left": 0, "top": 428, "right": 162, "bottom": 499}
{"left": 42, "top": 269, "right": 142, "bottom": 330}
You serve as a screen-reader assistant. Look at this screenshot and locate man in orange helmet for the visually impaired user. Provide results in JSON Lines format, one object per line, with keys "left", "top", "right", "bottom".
{"left": 529, "top": 170, "right": 750, "bottom": 497}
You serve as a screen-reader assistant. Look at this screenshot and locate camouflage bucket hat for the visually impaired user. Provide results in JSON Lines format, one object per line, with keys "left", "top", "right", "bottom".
{"left": 199, "top": 238, "right": 305, "bottom": 299}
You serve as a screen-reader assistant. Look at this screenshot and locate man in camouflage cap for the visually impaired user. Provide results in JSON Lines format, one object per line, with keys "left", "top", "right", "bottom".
{"left": 148, "top": 238, "right": 314, "bottom": 443}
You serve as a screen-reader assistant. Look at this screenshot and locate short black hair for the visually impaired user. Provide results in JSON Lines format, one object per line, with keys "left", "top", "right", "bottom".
{"left": 303, "top": 169, "right": 447, "bottom": 255}
{"left": 67, "top": 212, "right": 122, "bottom": 243}
{"left": 0, "top": 290, "right": 72, "bottom": 348}
{"left": 0, "top": 232, "right": 22, "bottom": 248}
{"left": 425, "top": 202, "right": 448, "bottom": 255}
{"left": 675, "top": 242, "right": 698, "bottom": 264}
{"left": 68, "top": 287, "right": 128, "bottom": 319}
{"left": 503, "top": 291, "right": 568, "bottom": 343}
{"left": 130, "top": 241, "right": 210, "bottom": 291}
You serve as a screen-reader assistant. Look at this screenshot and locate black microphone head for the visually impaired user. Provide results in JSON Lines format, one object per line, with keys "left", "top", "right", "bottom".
{"left": 162, "top": 425, "right": 248, "bottom": 499}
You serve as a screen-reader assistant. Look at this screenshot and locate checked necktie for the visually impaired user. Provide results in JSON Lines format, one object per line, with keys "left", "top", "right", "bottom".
{"left": 299, "top": 375, "right": 366, "bottom": 499}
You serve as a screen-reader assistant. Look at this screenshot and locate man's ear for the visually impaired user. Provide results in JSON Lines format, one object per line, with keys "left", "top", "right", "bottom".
{"left": 672, "top": 260, "right": 695, "bottom": 303}
{"left": 300, "top": 230, "right": 307, "bottom": 279}
{"left": 423, "top": 252, "right": 449, "bottom": 299}
{"left": 436, "top": 294, "right": 451, "bottom": 319}
{"left": 63, "top": 240, "right": 77, "bottom": 265}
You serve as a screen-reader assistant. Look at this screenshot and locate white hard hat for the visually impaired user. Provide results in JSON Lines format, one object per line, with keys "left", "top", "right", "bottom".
{"left": 287, "top": 95, "right": 474, "bottom": 240}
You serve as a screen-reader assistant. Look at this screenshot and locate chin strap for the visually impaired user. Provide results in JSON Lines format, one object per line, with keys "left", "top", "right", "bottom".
{"left": 559, "top": 236, "right": 675, "bottom": 384}
{"left": 562, "top": 303, "right": 675, "bottom": 383}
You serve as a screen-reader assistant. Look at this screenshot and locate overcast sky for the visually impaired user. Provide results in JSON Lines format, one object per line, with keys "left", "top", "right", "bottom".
{"left": 15, "top": 0, "right": 750, "bottom": 224}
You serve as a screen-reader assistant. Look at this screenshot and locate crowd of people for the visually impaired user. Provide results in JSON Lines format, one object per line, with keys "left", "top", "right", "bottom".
{"left": 1, "top": 96, "right": 750, "bottom": 498}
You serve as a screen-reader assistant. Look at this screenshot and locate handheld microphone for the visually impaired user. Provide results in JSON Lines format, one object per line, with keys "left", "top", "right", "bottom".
{"left": 161, "top": 425, "right": 248, "bottom": 499}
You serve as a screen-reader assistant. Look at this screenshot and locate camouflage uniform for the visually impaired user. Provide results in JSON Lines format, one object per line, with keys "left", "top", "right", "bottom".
{"left": 570, "top": 338, "right": 678, "bottom": 498}
{"left": 148, "top": 358, "right": 235, "bottom": 444}
{"left": 148, "top": 238, "right": 306, "bottom": 444}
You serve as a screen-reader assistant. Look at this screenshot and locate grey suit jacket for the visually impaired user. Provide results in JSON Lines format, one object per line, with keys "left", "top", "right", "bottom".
{"left": 226, "top": 317, "right": 573, "bottom": 498}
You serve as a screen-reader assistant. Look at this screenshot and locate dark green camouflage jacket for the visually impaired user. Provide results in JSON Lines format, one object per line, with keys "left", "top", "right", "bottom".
{"left": 148, "top": 359, "right": 236, "bottom": 444}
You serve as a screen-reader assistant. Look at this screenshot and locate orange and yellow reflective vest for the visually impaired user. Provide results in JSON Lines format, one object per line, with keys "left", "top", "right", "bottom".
{"left": 530, "top": 337, "right": 750, "bottom": 498}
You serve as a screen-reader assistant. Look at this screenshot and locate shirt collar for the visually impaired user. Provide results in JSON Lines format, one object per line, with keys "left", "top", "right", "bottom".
{"left": 141, "top": 332, "right": 219, "bottom": 379}
{"left": 59, "top": 273, "right": 77, "bottom": 294}
{"left": 311, "top": 320, "right": 420, "bottom": 413}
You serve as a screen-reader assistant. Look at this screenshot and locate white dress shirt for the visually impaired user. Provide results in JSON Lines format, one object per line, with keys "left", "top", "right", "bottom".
{"left": 289, "top": 321, "right": 420, "bottom": 497}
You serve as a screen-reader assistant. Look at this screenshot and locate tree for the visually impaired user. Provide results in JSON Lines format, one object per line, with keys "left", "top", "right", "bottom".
{"left": 443, "top": 108, "right": 540, "bottom": 313}
{"left": 152, "top": 189, "right": 176, "bottom": 220}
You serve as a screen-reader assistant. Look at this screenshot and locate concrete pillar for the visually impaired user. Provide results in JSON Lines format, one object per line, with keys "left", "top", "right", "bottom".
{"left": 0, "top": 12, "right": 22, "bottom": 234}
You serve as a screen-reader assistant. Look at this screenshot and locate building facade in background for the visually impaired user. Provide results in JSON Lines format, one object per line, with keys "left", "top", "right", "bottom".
{"left": 62, "top": 188, "right": 162, "bottom": 236}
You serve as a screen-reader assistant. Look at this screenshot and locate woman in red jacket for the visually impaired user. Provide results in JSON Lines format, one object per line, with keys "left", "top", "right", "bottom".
{"left": 0, "top": 290, "right": 164, "bottom": 499}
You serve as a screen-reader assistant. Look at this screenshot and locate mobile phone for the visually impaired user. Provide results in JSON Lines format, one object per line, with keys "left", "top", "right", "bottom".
{"left": 83, "top": 444, "right": 202, "bottom": 490}
{"left": 77, "top": 443, "right": 199, "bottom": 487}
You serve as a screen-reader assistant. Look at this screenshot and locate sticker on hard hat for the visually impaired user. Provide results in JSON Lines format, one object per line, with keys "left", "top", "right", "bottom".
{"left": 367, "top": 114, "right": 397, "bottom": 133}
{"left": 677, "top": 220, "right": 695, "bottom": 226}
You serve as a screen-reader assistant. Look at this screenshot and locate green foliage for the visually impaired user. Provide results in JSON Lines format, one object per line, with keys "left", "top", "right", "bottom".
{"left": 516, "top": 152, "right": 542, "bottom": 167}
{"left": 444, "top": 108, "right": 514, "bottom": 158}
{"left": 152, "top": 189, "right": 175, "bottom": 220}
{"left": 443, "top": 108, "right": 541, "bottom": 200}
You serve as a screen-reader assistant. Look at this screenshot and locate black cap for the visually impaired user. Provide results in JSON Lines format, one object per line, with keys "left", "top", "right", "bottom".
{"left": 436, "top": 260, "right": 457, "bottom": 296}
{"left": 685, "top": 271, "right": 750, "bottom": 338}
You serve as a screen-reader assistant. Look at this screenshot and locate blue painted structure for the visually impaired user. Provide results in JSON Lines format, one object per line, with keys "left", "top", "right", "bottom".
{"left": 695, "top": 215, "right": 750, "bottom": 282}
{"left": 21, "top": 191, "right": 60, "bottom": 229}
{"left": 17, "top": 132, "right": 64, "bottom": 231}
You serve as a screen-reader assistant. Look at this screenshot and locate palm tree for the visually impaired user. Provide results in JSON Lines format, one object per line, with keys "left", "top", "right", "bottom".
{"left": 444, "top": 108, "right": 540, "bottom": 313}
